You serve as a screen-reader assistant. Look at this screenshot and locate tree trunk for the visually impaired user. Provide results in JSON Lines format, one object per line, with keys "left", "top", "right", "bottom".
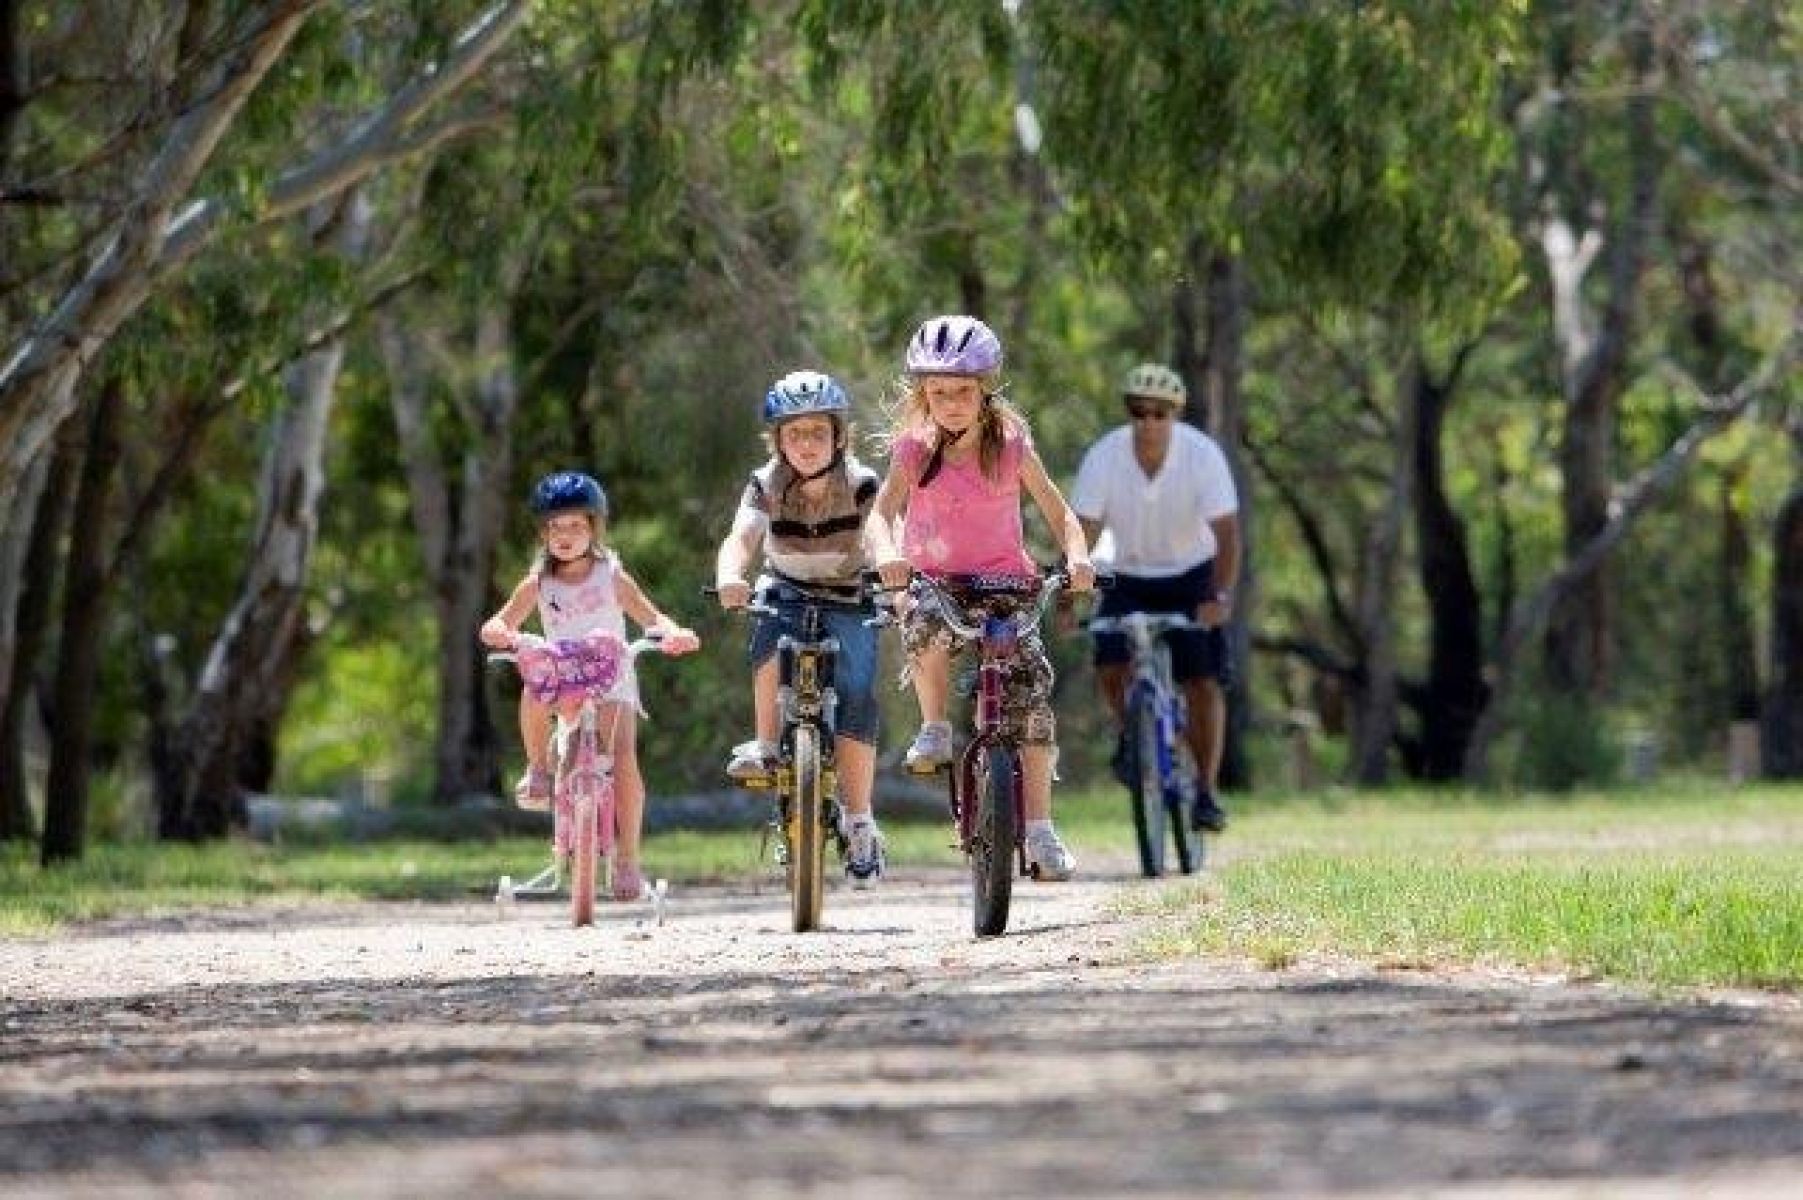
{"left": 381, "top": 289, "right": 519, "bottom": 804}
{"left": 39, "top": 380, "right": 124, "bottom": 865}
{"left": 1719, "top": 465, "right": 1760, "bottom": 722}
{"left": 159, "top": 334, "right": 342, "bottom": 839}
{"left": 1346, "top": 361, "right": 1417, "bottom": 785}
{"left": 1194, "top": 242, "right": 1254, "bottom": 789}
{"left": 1764, "top": 469, "right": 1803, "bottom": 777}
{"left": 1541, "top": 18, "right": 1659, "bottom": 702}
{"left": 1408, "top": 354, "right": 1489, "bottom": 779}
{"left": 0, "top": 430, "right": 79, "bottom": 841}
{"left": 0, "top": 0, "right": 23, "bottom": 167}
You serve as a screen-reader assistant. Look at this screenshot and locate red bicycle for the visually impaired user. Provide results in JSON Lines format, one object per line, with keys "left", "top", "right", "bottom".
{"left": 496, "top": 630, "right": 675, "bottom": 927}
{"left": 904, "top": 569, "right": 1071, "bottom": 937}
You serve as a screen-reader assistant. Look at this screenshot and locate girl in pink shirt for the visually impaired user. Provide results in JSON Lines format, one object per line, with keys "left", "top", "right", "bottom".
{"left": 866, "top": 315, "right": 1095, "bottom": 881}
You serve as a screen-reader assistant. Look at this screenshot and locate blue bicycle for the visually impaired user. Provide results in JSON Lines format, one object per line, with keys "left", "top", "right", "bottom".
{"left": 1086, "top": 613, "right": 1202, "bottom": 877}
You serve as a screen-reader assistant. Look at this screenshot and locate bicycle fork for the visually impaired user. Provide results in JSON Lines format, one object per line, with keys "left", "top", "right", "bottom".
{"left": 953, "top": 658, "right": 1027, "bottom": 871}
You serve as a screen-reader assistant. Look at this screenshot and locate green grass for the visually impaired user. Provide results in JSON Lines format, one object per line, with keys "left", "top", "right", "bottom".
{"left": 1139, "top": 783, "right": 1803, "bottom": 991}
{"left": 7, "top": 784, "right": 1802, "bottom": 994}
{"left": 0, "top": 789, "right": 1134, "bottom": 936}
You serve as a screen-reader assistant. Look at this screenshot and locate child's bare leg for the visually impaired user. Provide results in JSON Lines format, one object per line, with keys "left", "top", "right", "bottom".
{"left": 752, "top": 658, "right": 779, "bottom": 744}
{"left": 836, "top": 736, "right": 876, "bottom": 817}
{"left": 910, "top": 643, "right": 951, "bottom": 724}
{"left": 601, "top": 705, "right": 644, "bottom": 866}
{"left": 520, "top": 695, "right": 551, "bottom": 768}
{"left": 1022, "top": 743, "right": 1054, "bottom": 822}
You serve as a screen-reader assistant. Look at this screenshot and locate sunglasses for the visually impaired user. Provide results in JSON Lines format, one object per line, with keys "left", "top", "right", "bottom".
{"left": 1126, "top": 402, "right": 1174, "bottom": 422}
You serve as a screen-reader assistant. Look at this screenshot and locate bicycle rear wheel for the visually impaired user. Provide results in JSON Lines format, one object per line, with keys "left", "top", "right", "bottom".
{"left": 788, "top": 724, "right": 827, "bottom": 933}
{"left": 570, "top": 781, "right": 598, "bottom": 927}
{"left": 970, "top": 743, "right": 1018, "bottom": 937}
{"left": 1127, "top": 695, "right": 1168, "bottom": 878}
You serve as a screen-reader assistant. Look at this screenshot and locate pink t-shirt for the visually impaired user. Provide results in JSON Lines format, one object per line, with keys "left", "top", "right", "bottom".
{"left": 895, "top": 427, "right": 1036, "bottom": 577}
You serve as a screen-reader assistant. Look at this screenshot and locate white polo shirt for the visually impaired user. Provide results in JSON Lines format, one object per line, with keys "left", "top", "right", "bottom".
{"left": 1071, "top": 424, "right": 1238, "bottom": 577}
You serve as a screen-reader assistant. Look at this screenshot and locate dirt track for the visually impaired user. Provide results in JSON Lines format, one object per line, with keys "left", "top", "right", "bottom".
{"left": 4, "top": 864, "right": 1803, "bottom": 1198}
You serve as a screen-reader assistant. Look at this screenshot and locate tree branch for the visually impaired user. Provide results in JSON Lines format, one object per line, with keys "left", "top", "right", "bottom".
{"left": 1464, "top": 330, "right": 1802, "bottom": 777}
{"left": 162, "top": 1, "right": 529, "bottom": 265}
{"left": 1246, "top": 434, "right": 1363, "bottom": 653}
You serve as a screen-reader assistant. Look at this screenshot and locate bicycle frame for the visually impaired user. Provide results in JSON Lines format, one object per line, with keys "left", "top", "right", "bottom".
{"left": 1088, "top": 611, "right": 1203, "bottom": 876}
{"left": 911, "top": 572, "right": 1065, "bottom": 869}
{"left": 1091, "top": 612, "right": 1196, "bottom": 796}
{"left": 724, "top": 580, "right": 868, "bottom": 931}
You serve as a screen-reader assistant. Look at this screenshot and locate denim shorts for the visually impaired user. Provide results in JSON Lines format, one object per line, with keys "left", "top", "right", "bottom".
{"left": 1091, "top": 559, "right": 1232, "bottom": 686}
{"left": 748, "top": 583, "right": 880, "bottom": 744}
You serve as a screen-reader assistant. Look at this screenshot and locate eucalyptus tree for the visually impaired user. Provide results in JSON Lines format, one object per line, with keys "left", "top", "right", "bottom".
{"left": 0, "top": 1, "right": 532, "bottom": 829}
{"left": 1025, "top": 1, "right": 1521, "bottom": 782}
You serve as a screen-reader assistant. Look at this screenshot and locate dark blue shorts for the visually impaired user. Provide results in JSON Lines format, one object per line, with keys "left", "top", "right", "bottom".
{"left": 748, "top": 582, "right": 880, "bottom": 744}
{"left": 1091, "top": 560, "right": 1231, "bottom": 686}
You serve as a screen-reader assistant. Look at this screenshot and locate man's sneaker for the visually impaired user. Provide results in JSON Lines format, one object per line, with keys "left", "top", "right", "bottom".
{"left": 1190, "top": 788, "right": 1228, "bottom": 833}
{"left": 904, "top": 721, "right": 955, "bottom": 772}
{"left": 726, "top": 738, "right": 777, "bottom": 782}
{"left": 1024, "top": 826, "right": 1077, "bottom": 882}
{"left": 1109, "top": 728, "right": 1134, "bottom": 788}
{"left": 514, "top": 765, "right": 553, "bottom": 811}
{"left": 843, "top": 820, "right": 886, "bottom": 889}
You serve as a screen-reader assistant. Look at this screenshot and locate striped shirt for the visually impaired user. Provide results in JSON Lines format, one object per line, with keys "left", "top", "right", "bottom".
{"left": 739, "top": 456, "right": 879, "bottom": 592}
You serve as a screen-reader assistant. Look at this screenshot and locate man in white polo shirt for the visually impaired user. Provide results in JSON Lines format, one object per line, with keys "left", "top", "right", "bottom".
{"left": 1071, "top": 363, "right": 1240, "bottom": 832}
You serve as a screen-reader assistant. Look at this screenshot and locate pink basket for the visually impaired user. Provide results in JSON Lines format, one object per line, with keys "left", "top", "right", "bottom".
{"left": 517, "top": 632, "right": 625, "bottom": 703}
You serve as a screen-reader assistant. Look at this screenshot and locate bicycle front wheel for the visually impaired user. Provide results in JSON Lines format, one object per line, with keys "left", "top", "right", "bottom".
{"left": 1128, "top": 694, "right": 1168, "bottom": 878}
{"left": 570, "top": 781, "right": 598, "bottom": 927}
{"left": 1170, "top": 744, "right": 1201, "bottom": 875}
{"left": 788, "top": 724, "right": 827, "bottom": 933}
{"left": 970, "top": 743, "right": 1018, "bottom": 937}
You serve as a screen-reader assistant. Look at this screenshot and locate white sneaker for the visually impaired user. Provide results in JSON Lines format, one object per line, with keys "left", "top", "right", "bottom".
{"left": 904, "top": 721, "right": 954, "bottom": 772}
{"left": 843, "top": 820, "right": 885, "bottom": 889}
{"left": 1024, "top": 826, "right": 1077, "bottom": 882}
{"left": 725, "top": 738, "right": 777, "bottom": 781}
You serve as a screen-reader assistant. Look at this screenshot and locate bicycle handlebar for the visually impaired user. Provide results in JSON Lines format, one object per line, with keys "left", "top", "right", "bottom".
{"left": 484, "top": 628, "right": 674, "bottom": 669}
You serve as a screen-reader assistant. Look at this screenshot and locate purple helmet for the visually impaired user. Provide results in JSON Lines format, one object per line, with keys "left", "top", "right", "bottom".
{"left": 905, "top": 315, "right": 1002, "bottom": 376}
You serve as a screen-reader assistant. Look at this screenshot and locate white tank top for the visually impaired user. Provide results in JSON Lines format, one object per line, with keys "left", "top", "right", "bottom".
{"left": 534, "top": 552, "right": 639, "bottom": 710}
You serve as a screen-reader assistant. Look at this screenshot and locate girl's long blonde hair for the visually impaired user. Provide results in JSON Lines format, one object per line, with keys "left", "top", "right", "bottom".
{"left": 876, "top": 374, "right": 1027, "bottom": 486}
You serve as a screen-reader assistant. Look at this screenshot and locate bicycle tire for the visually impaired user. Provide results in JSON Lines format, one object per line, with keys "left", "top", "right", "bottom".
{"left": 1128, "top": 694, "right": 1168, "bottom": 878}
{"left": 970, "top": 743, "right": 1018, "bottom": 937}
{"left": 571, "top": 777, "right": 598, "bottom": 928}
{"left": 788, "top": 724, "right": 826, "bottom": 933}
{"left": 1169, "top": 743, "right": 1201, "bottom": 875}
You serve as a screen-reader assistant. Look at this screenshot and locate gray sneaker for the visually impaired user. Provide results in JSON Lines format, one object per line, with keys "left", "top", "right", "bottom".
{"left": 1024, "top": 826, "right": 1077, "bottom": 882}
{"left": 843, "top": 820, "right": 885, "bottom": 888}
{"left": 904, "top": 721, "right": 955, "bottom": 772}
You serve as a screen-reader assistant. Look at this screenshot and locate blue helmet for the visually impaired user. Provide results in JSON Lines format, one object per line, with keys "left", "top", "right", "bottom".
{"left": 905, "top": 314, "right": 1002, "bottom": 376}
{"left": 762, "top": 369, "right": 850, "bottom": 426}
{"left": 529, "top": 470, "right": 607, "bottom": 518}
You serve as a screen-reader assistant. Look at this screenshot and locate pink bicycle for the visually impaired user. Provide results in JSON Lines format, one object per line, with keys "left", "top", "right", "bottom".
{"left": 494, "top": 630, "right": 674, "bottom": 927}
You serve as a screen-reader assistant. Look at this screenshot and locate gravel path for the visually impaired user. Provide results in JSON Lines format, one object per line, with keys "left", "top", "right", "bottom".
{"left": 4, "top": 867, "right": 1803, "bottom": 1197}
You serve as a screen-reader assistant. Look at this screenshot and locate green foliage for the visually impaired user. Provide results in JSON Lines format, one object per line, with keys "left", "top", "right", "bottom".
{"left": 278, "top": 639, "right": 436, "bottom": 796}
{"left": 1030, "top": 0, "right": 1524, "bottom": 312}
{"left": 1498, "top": 689, "right": 1621, "bottom": 791}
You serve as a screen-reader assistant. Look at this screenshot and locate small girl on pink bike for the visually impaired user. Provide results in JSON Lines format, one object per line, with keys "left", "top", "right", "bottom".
{"left": 480, "top": 470, "right": 699, "bottom": 899}
{"left": 865, "top": 315, "right": 1095, "bottom": 880}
